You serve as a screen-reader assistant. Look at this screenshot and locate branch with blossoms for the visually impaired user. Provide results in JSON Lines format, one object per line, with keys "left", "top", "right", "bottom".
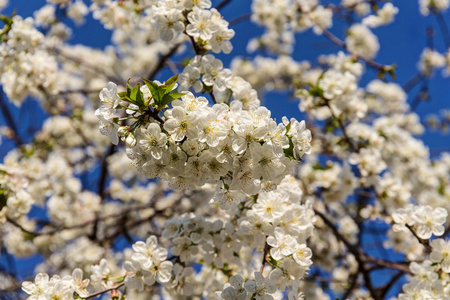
{"left": 1, "top": 0, "right": 450, "bottom": 300}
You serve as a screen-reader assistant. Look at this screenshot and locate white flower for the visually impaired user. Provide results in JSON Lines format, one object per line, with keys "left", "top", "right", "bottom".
{"left": 186, "top": 8, "right": 217, "bottom": 41}
{"left": 138, "top": 123, "right": 167, "bottom": 159}
{"left": 412, "top": 206, "right": 447, "bottom": 239}
{"left": 22, "top": 273, "right": 51, "bottom": 299}
{"left": 244, "top": 272, "right": 277, "bottom": 300}
{"left": 362, "top": 3, "right": 398, "bottom": 28}
{"left": 292, "top": 244, "right": 313, "bottom": 267}
{"left": 219, "top": 274, "right": 247, "bottom": 300}
{"left": 90, "top": 259, "right": 110, "bottom": 290}
{"left": 99, "top": 82, "right": 120, "bottom": 113}
{"left": 346, "top": 24, "right": 379, "bottom": 59}
{"left": 67, "top": 268, "right": 89, "bottom": 298}
{"left": 164, "top": 106, "right": 198, "bottom": 141}
{"left": 430, "top": 239, "right": 450, "bottom": 272}
{"left": 250, "top": 143, "right": 285, "bottom": 181}
{"left": 67, "top": 0, "right": 89, "bottom": 25}
{"left": 96, "top": 113, "right": 119, "bottom": 145}
{"left": 131, "top": 235, "right": 168, "bottom": 269}
{"left": 153, "top": 10, "right": 185, "bottom": 41}
{"left": 172, "top": 92, "right": 208, "bottom": 112}
{"left": 267, "top": 227, "right": 297, "bottom": 260}
{"left": 149, "top": 260, "right": 173, "bottom": 284}
{"left": 197, "top": 105, "right": 230, "bottom": 147}
{"left": 170, "top": 236, "right": 199, "bottom": 262}
{"left": 123, "top": 260, "right": 155, "bottom": 291}
{"left": 252, "top": 191, "right": 288, "bottom": 222}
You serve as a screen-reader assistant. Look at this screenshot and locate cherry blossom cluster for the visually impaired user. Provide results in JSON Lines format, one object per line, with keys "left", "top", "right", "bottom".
{"left": 249, "top": 0, "right": 333, "bottom": 54}
{"left": 95, "top": 78, "right": 312, "bottom": 210}
{"left": 20, "top": 175, "right": 315, "bottom": 299}
{"left": 178, "top": 54, "right": 261, "bottom": 109}
{"left": 392, "top": 204, "right": 448, "bottom": 239}
{"left": 1, "top": 0, "right": 450, "bottom": 299}
{"left": 22, "top": 269, "right": 89, "bottom": 299}
{"left": 93, "top": 0, "right": 234, "bottom": 53}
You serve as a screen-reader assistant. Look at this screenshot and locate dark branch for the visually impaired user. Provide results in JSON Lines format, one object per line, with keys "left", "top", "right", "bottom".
{"left": 147, "top": 43, "right": 182, "bottom": 80}
{"left": 0, "top": 88, "right": 24, "bottom": 145}
{"left": 215, "top": 0, "right": 232, "bottom": 11}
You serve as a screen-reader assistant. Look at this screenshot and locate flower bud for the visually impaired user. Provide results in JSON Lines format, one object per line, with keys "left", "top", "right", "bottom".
{"left": 118, "top": 126, "right": 129, "bottom": 137}
{"left": 125, "top": 133, "right": 137, "bottom": 148}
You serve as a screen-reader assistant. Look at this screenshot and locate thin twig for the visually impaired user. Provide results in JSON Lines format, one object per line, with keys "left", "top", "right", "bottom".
{"left": 85, "top": 282, "right": 125, "bottom": 299}
{"left": 317, "top": 23, "right": 391, "bottom": 72}
{"left": 89, "top": 144, "right": 116, "bottom": 241}
{"left": 434, "top": 11, "right": 450, "bottom": 48}
{"left": 215, "top": 0, "right": 232, "bottom": 11}
{"left": 0, "top": 88, "right": 23, "bottom": 145}
{"left": 402, "top": 73, "right": 424, "bottom": 93}
{"left": 229, "top": 13, "right": 252, "bottom": 26}
{"left": 260, "top": 239, "right": 270, "bottom": 273}
{"left": 325, "top": 102, "right": 357, "bottom": 152}
{"left": 209, "top": 91, "right": 217, "bottom": 104}
{"left": 147, "top": 43, "right": 182, "bottom": 80}
{"left": 406, "top": 224, "right": 432, "bottom": 252}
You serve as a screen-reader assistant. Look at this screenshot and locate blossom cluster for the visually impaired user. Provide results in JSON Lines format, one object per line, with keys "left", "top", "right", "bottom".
{"left": 392, "top": 205, "right": 448, "bottom": 239}
{"left": 93, "top": 0, "right": 234, "bottom": 53}
{"left": 1, "top": 0, "right": 450, "bottom": 299}
{"left": 95, "top": 76, "right": 312, "bottom": 210}
{"left": 22, "top": 269, "right": 89, "bottom": 299}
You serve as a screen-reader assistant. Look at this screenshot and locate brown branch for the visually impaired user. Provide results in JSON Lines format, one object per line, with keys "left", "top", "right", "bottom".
{"left": 147, "top": 43, "right": 182, "bottom": 80}
{"left": 379, "top": 271, "right": 404, "bottom": 299}
{"left": 406, "top": 224, "right": 432, "bottom": 252}
{"left": 46, "top": 46, "right": 123, "bottom": 84}
{"left": 342, "top": 271, "right": 359, "bottom": 299}
{"left": 85, "top": 282, "right": 125, "bottom": 299}
{"left": 6, "top": 217, "right": 39, "bottom": 237}
{"left": 90, "top": 143, "right": 116, "bottom": 241}
{"left": 402, "top": 73, "right": 424, "bottom": 93}
{"left": 58, "top": 89, "right": 99, "bottom": 95}
{"left": 434, "top": 11, "right": 450, "bottom": 48}
{"left": 215, "top": 0, "right": 233, "bottom": 11}
{"left": 260, "top": 239, "right": 270, "bottom": 273}
{"left": 209, "top": 91, "right": 218, "bottom": 104}
{"left": 229, "top": 13, "right": 252, "bottom": 26}
{"left": 325, "top": 101, "right": 358, "bottom": 152}
{"left": 0, "top": 88, "right": 24, "bottom": 145}
{"left": 314, "top": 21, "right": 392, "bottom": 72}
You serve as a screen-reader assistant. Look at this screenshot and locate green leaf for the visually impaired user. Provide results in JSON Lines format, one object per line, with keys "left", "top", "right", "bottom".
{"left": 160, "top": 92, "right": 185, "bottom": 107}
{"left": 142, "top": 78, "right": 161, "bottom": 103}
{"left": 126, "top": 78, "right": 132, "bottom": 97}
{"left": 309, "top": 85, "right": 324, "bottom": 98}
{"left": 130, "top": 83, "right": 140, "bottom": 100}
{"left": 162, "top": 74, "right": 179, "bottom": 94}
{"left": 283, "top": 137, "right": 295, "bottom": 159}
{"left": 135, "top": 87, "right": 146, "bottom": 107}
{"left": 118, "top": 91, "right": 127, "bottom": 99}
{"left": 129, "top": 83, "right": 145, "bottom": 107}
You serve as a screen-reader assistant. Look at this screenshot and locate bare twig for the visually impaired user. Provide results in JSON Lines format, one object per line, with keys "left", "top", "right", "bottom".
{"left": 406, "top": 224, "right": 432, "bottom": 252}
{"left": 0, "top": 88, "right": 24, "bottom": 145}
{"left": 85, "top": 282, "right": 125, "bottom": 299}
{"left": 260, "top": 239, "right": 270, "bottom": 273}
{"left": 434, "top": 11, "right": 450, "bottom": 48}
{"left": 229, "top": 13, "right": 252, "bottom": 26}
{"left": 147, "top": 43, "right": 182, "bottom": 80}
{"left": 215, "top": 0, "right": 233, "bottom": 11}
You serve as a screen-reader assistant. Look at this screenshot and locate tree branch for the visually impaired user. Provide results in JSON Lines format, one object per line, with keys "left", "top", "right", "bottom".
{"left": 0, "top": 88, "right": 24, "bottom": 145}
{"left": 85, "top": 282, "right": 125, "bottom": 299}
{"left": 215, "top": 0, "right": 233, "bottom": 11}
{"left": 147, "top": 43, "right": 182, "bottom": 80}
